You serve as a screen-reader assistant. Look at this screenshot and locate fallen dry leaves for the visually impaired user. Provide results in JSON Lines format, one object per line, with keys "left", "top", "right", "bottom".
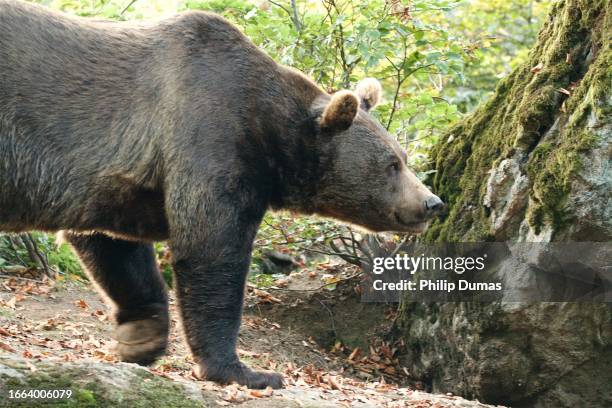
{"left": 0, "top": 274, "right": 497, "bottom": 408}
{"left": 250, "top": 288, "right": 282, "bottom": 304}
{"left": 249, "top": 386, "right": 274, "bottom": 398}
{"left": 557, "top": 87, "right": 571, "bottom": 96}
{"left": 75, "top": 299, "right": 89, "bottom": 309}
{"left": 530, "top": 62, "right": 544, "bottom": 73}
{"left": 0, "top": 341, "right": 16, "bottom": 352}
{"left": 0, "top": 278, "right": 117, "bottom": 366}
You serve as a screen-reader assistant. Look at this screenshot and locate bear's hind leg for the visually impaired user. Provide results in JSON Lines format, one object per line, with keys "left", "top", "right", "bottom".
{"left": 63, "top": 231, "right": 169, "bottom": 365}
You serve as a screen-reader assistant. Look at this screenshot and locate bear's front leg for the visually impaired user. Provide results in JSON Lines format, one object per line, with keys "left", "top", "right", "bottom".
{"left": 167, "top": 184, "right": 283, "bottom": 389}
{"left": 172, "top": 253, "right": 283, "bottom": 388}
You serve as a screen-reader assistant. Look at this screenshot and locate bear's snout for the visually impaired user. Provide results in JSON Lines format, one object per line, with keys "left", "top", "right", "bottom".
{"left": 423, "top": 195, "right": 444, "bottom": 218}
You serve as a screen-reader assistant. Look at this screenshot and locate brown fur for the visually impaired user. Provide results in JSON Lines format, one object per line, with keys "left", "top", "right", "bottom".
{"left": 355, "top": 77, "right": 383, "bottom": 111}
{"left": 320, "top": 90, "right": 360, "bottom": 131}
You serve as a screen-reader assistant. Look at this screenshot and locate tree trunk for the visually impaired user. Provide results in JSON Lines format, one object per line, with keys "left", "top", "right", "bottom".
{"left": 398, "top": 0, "right": 611, "bottom": 406}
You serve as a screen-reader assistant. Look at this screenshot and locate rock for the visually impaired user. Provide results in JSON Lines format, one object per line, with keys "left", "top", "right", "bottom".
{"left": 397, "top": 1, "right": 612, "bottom": 406}
{"left": 261, "top": 250, "right": 299, "bottom": 275}
{"left": 0, "top": 355, "right": 499, "bottom": 408}
{"left": 483, "top": 156, "right": 530, "bottom": 239}
{"left": 400, "top": 302, "right": 612, "bottom": 406}
{"left": 0, "top": 355, "right": 210, "bottom": 407}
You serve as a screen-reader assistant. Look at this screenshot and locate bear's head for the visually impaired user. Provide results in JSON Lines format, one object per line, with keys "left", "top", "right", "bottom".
{"left": 308, "top": 78, "right": 443, "bottom": 234}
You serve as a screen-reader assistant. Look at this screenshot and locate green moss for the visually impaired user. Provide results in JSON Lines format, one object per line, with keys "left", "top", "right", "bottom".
{"left": 133, "top": 374, "right": 202, "bottom": 408}
{"left": 1, "top": 363, "right": 203, "bottom": 408}
{"left": 525, "top": 11, "right": 610, "bottom": 233}
{"left": 515, "top": 85, "right": 559, "bottom": 149}
{"left": 423, "top": 0, "right": 611, "bottom": 242}
{"left": 2, "top": 378, "right": 95, "bottom": 407}
{"left": 75, "top": 390, "right": 96, "bottom": 406}
{"left": 526, "top": 129, "right": 598, "bottom": 232}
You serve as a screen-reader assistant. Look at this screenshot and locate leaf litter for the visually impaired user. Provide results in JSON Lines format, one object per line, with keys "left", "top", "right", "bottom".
{"left": 0, "top": 274, "right": 501, "bottom": 407}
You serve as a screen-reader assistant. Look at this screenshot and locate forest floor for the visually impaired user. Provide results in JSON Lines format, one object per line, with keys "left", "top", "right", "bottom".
{"left": 0, "top": 266, "right": 500, "bottom": 408}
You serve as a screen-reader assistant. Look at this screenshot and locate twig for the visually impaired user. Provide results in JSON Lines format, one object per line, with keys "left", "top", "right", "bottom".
{"left": 269, "top": 0, "right": 291, "bottom": 15}
{"left": 329, "top": 240, "right": 363, "bottom": 266}
{"left": 347, "top": 228, "right": 359, "bottom": 258}
{"left": 406, "top": 133, "right": 435, "bottom": 145}
{"left": 120, "top": 0, "right": 138, "bottom": 16}
{"left": 385, "top": 35, "right": 409, "bottom": 130}
{"left": 7, "top": 236, "right": 29, "bottom": 267}
{"left": 290, "top": 0, "right": 302, "bottom": 32}
{"left": 318, "top": 299, "right": 337, "bottom": 339}
{"left": 306, "top": 247, "right": 367, "bottom": 264}
{"left": 389, "top": 235, "right": 411, "bottom": 258}
{"left": 269, "top": 0, "right": 302, "bottom": 32}
{"left": 20, "top": 233, "right": 51, "bottom": 277}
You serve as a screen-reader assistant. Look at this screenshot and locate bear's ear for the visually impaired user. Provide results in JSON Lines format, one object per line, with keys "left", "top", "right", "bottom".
{"left": 319, "top": 90, "right": 359, "bottom": 132}
{"left": 355, "top": 78, "right": 382, "bottom": 111}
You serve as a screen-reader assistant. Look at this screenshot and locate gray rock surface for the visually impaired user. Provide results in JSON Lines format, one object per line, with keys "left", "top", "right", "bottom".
{"left": 396, "top": 1, "right": 612, "bottom": 406}
{"left": 0, "top": 355, "right": 500, "bottom": 408}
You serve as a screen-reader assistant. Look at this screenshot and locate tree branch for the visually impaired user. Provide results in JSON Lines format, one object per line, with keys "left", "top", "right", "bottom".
{"left": 120, "top": 0, "right": 138, "bottom": 16}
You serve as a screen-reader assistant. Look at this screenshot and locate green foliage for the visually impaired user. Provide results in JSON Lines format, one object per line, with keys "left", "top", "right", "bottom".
{"left": 444, "top": 0, "right": 552, "bottom": 112}
{"left": 0, "top": 232, "right": 84, "bottom": 278}
{"left": 154, "top": 242, "right": 174, "bottom": 287}
{"left": 36, "top": 233, "right": 85, "bottom": 277}
{"left": 32, "top": 0, "right": 179, "bottom": 19}
{"left": 0, "top": 235, "right": 22, "bottom": 269}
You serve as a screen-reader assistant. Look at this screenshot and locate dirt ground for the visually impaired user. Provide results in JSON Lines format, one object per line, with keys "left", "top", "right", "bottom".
{"left": 0, "top": 270, "right": 500, "bottom": 407}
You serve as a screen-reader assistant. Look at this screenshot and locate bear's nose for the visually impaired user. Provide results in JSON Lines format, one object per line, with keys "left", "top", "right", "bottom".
{"left": 424, "top": 195, "right": 444, "bottom": 217}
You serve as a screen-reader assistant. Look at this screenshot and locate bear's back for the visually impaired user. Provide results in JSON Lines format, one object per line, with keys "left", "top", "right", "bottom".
{"left": 0, "top": 0, "right": 267, "bottom": 143}
{"left": 0, "top": 1, "right": 286, "bottom": 235}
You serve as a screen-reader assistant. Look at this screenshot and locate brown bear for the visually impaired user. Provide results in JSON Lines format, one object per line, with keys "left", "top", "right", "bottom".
{"left": 0, "top": 0, "right": 443, "bottom": 388}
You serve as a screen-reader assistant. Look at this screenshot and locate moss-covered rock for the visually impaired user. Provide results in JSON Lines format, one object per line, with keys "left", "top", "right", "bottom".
{"left": 0, "top": 356, "right": 210, "bottom": 408}
{"left": 425, "top": 0, "right": 610, "bottom": 241}
{"left": 398, "top": 0, "right": 612, "bottom": 406}
{"left": 0, "top": 355, "right": 499, "bottom": 408}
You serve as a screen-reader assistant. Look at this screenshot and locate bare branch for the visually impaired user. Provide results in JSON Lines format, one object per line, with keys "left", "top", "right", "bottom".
{"left": 269, "top": 1, "right": 301, "bottom": 32}
{"left": 290, "top": 0, "right": 302, "bottom": 32}
{"left": 120, "top": 0, "right": 138, "bottom": 16}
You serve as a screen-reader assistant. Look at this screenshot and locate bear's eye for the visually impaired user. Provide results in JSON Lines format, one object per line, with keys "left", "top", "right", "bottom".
{"left": 387, "top": 162, "right": 401, "bottom": 176}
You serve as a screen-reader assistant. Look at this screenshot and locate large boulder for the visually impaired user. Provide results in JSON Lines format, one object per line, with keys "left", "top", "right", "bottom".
{"left": 397, "top": 0, "right": 612, "bottom": 406}
{"left": 0, "top": 355, "right": 208, "bottom": 408}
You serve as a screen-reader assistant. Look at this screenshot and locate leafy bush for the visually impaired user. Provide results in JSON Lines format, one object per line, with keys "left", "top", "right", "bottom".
{"left": 0, "top": 232, "right": 84, "bottom": 278}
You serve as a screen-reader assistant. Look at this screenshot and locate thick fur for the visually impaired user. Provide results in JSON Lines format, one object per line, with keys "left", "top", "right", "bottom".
{"left": 355, "top": 78, "right": 382, "bottom": 111}
{"left": 0, "top": 0, "right": 441, "bottom": 389}
{"left": 320, "top": 91, "right": 359, "bottom": 131}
